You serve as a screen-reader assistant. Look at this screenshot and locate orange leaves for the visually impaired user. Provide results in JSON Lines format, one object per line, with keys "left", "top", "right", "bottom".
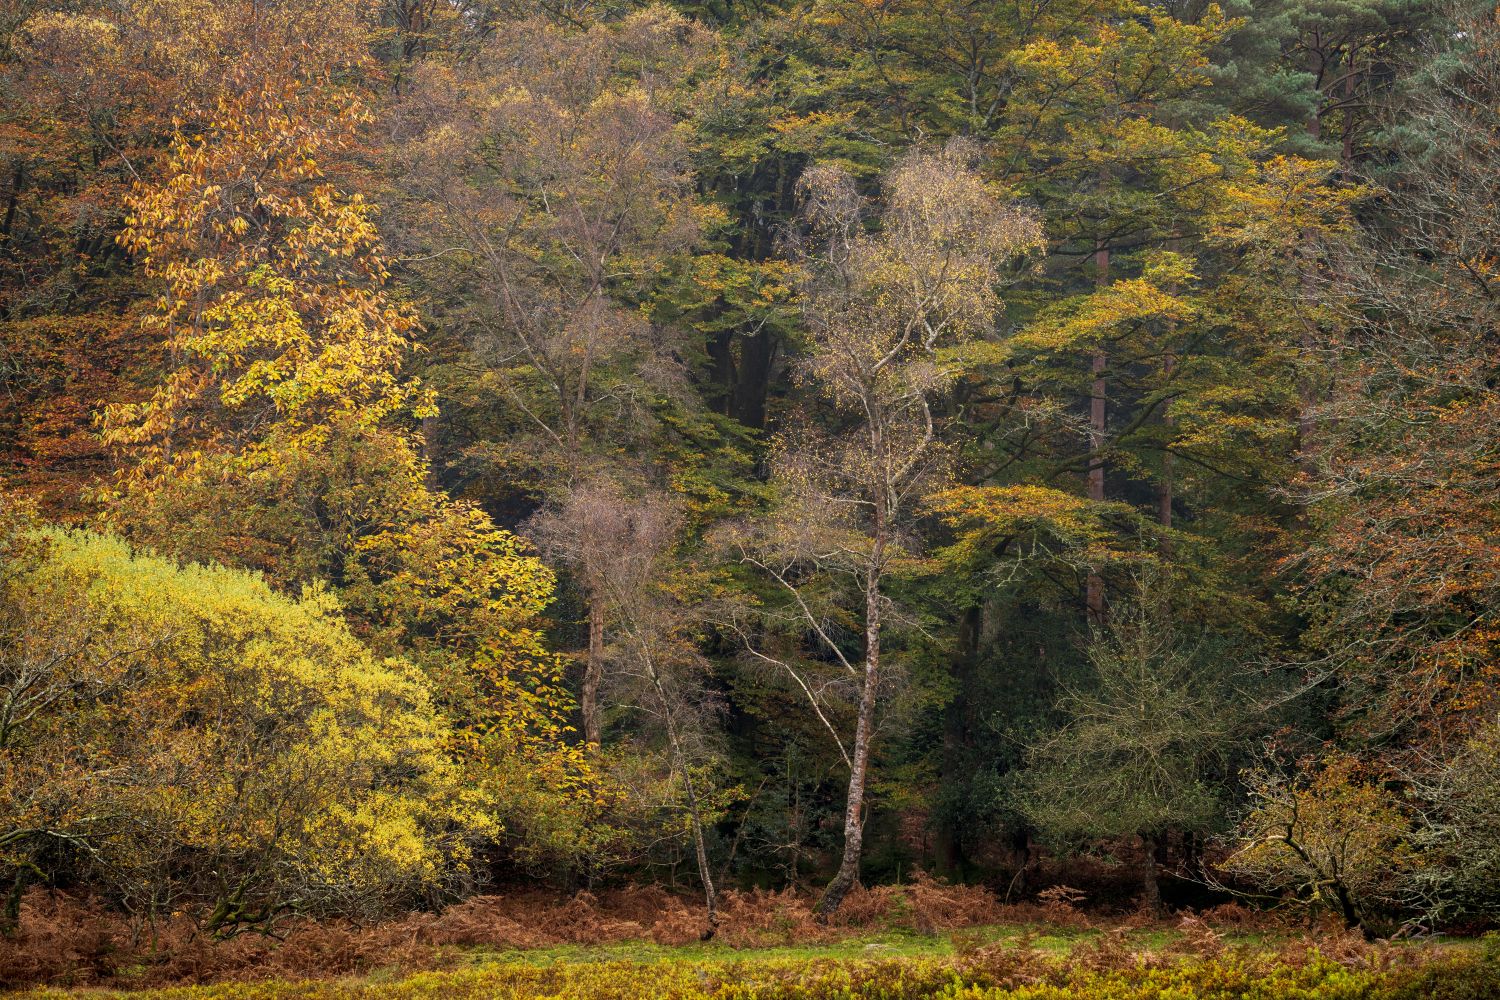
{"left": 1008, "top": 2, "right": 1231, "bottom": 136}
{"left": 102, "top": 62, "right": 426, "bottom": 487}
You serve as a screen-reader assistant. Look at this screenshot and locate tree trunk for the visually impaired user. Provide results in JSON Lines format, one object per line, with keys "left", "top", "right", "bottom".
{"left": 1159, "top": 320, "right": 1176, "bottom": 536}
{"left": 1085, "top": 238, "right": 1110, "bottom": 623}
{"left": 1293, "top": 240, "right": 1324, "bottom": 469}
{"left": 421, "top": 414, "right": 441, "bottom": 492}
{"left": 937, "top": 604, "right": 981, "bottom": 876}
{"left": 816, "top": 511, "right": 885, "bottom": 918}
{"left": 2, "top": 863, "right": 36, "bottom": 935}
{"left": 732, "top": 330, "right": 776, "bottom": 430}
{"left": 582, "top": 600, "right": 604, "bottom": 746}
{"left": 1140, "top": 832, "right": 1163, "bottom": 917}
{"left": 1, "top": 164, "right": 22, "bottom": 248}
{"left": 1005, "top": 829, "right": 1032, "bottom": 902}
{"left": 1158, "top": 373, "right": 1174, "bottom": 531}
{"left": 706, "top": 330, "right": 734, "bottom": 417}
{"left": 1331, "top": 879, "right": 1366, "bottom": 936}
{"left": 1296, "top": 44, "right": 1331, "bottom": 468}
{"left": 1339, "top": 39, "right": 1360, "bottom": 171}
{"left": 686, "top": 782, "right": 719, "bottom": 939}
{"left": 642, "top": 653, "right": 718, "bottom": 938}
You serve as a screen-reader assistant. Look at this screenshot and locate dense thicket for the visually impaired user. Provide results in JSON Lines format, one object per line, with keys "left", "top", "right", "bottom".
{"left": 1, "top": 0, "right": 1495, "bottom": 941}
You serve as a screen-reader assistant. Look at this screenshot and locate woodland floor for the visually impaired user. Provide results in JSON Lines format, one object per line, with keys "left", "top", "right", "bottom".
{"left": 8, "top": 908, "right": 1494, "bottom": 999}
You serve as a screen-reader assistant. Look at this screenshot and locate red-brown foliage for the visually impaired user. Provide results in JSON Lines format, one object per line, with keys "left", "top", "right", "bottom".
{"left": 0, "top": 890, "right": 119, "bottom": 987}
{"left": 4, "top": 880, "right": 1016, "bottom": 989}
{"left": 0, "top": 877, "right": 1300, "bottom": 990}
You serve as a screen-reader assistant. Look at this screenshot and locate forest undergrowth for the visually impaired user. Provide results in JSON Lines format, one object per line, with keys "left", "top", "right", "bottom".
{"left": 8, "top": 889, "right": 1497, "bottom": 1000}
{"left": 3, "top": 875, "right": 1478, "bottom": 994}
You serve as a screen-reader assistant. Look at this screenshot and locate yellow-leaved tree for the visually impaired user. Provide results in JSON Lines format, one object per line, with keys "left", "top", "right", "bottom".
{"left": 93, "top": 0, "right": 591, "bottom": 868}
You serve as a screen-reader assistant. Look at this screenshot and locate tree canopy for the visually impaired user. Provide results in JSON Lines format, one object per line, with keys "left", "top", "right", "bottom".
{"left": 2, "top": 0, "right": 1496, "bottom": 940}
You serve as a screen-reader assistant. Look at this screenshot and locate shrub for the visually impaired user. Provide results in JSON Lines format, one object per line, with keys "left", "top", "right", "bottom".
{"left": 9, "top": 943, "right": 1497, "bottom": 1000}
{"left": 1222, "top": 754, "right": 1414, "bottom": 933}
{"left": 0, "top": 529, "right": 491, "bottom": 934}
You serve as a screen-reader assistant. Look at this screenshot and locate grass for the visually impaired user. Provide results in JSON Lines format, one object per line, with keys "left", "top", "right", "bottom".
{"left": 441, "top": 921, "right": 1331, "bottom": 968}
{"left": 447, "top": 922, "right": 1074, "bottom": 966}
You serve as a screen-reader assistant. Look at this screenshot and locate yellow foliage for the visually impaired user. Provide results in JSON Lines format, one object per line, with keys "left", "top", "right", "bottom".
{"left": 1209, "top": 155, "right": 1364, "bottom": 253}
{"left": 925, "top": 484, "right": 1142, "bottom": 575}
{"left": 104, "top": 79, "right": 428, "bottom": 473}
{"left": 1, "top": 527, "right": 492, "bottom": 927}
{"left": 1017, "top": 252, "right": 1198, "bottom": 353}
{"left": 1225, "top": 755, "right": 1416, "bottom": 926}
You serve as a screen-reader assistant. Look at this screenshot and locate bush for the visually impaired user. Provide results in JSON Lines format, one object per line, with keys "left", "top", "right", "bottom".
{"left": 0, "top": 528, "right": 491, "bottom": 934}
{"left": 1221, "top": 754, "right": 1414, "bottom": 933}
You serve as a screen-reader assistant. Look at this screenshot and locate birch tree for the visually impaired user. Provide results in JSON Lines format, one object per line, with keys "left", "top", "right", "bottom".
{"left": 729, "top": 143, "right": 1042, "bottom": 915}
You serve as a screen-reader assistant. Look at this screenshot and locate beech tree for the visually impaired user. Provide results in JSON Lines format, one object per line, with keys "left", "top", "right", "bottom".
{"left": 74, "top": 5, "right": 595, "bottom": 873}
{"left": 1294, "top": 7, "right": 1500, "bottom": 744}
{"left": 90, "top": 0, "right": 566, "bottom": 714}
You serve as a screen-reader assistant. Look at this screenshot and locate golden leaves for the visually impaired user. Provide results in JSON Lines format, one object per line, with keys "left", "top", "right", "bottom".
{"left": 104, "top": 68, "right": 426, "bottom": 480}
{"left": 1018, "top": 251, "right": 1197, "bottom": 353}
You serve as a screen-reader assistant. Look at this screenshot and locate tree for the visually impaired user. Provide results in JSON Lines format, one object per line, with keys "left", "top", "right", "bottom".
{"left": 533, "top": 479, "right": 727, "bottom": 936}
{"left": 390, "top": 8, "right": 716, "bottom": 746}
{"left": 1209, "top": 0, "right": 1427, "bottom": 165}
{"left": 70, "top": 10, "right": 603, "bottom": 890}
{"left": 729, "top": 143, "right": 1042, "bottom": 915}
{"left": 87, "top": 3, "right": 570, "bottom": 741}
{"left": 0, "top": 1, "right": 225, "bottom": 511}
{"left": 99, "top": 8, "right": 425, "bottom": 563}
{"left": 1223, "top": 752, "right": 1413, "bottom": 935}
{"left": 1290, "top": 6, "right": 1500, "bottom": 746}
{"left": 1001, "top": 4, "right": 1242, "bottom": 620}
{"left": 1012, "top": 588, "right": 1249, "bottom": 914}
{"left": 1408, "top": 718, "right": 1500, "bottom": 925}
{"left": 0, "top": 495, "right": 141, "bottom": 927}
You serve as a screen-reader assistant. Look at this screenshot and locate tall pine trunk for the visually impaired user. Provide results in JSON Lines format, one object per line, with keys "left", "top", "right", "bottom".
{"left": 937, "top": 605, "right": 981, "bottom": 875}
{"left": 1086, "top": 238, "right": 1110, "bottom": 623}
{"left": 1158, "top": 355, "right": 1175, "bottom": 531}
